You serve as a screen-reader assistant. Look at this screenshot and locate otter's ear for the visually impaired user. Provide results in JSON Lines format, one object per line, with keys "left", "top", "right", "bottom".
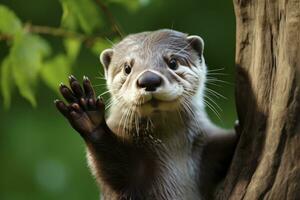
{"left": 100, "top": 49, "right": 114, "bottom": 78}
{"left": 187, "top": 35, "right": 204, "bottom": 57}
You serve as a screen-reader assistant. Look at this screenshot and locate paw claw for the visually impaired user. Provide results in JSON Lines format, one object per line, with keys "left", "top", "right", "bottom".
{"left": 83, "top": 77, "right": 95, "bottom": 98}
{"left": 69, "top": 75, "right": 77, "bottom": 82}
{"left": 69, "top": 75, "right": 78, "bottom": 85}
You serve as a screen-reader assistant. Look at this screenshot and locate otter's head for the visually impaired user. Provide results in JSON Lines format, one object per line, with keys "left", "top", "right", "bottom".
{"left": 100, "top": 29, "right": 206, "bottom": 118}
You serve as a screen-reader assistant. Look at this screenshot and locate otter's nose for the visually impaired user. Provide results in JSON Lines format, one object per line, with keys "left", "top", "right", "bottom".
{"left": 137, "top": 71, "right": 162, "bottom": 91}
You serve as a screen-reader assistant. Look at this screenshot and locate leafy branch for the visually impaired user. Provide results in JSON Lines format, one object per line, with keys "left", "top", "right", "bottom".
{"left": 0, "top": 23, "right": 114, "bottom": 47}
{"left": 0, "top": 0, "right": 123, "bottom": 45}
{"left": 25, "top": 24, "right": 98, "bottom": 41}
{"left": 0, "top": 0, "right": 142, "bottom": 109}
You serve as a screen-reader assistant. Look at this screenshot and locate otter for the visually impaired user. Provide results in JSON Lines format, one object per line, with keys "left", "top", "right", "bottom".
{"left": 54, "top": 29, "right": 238, "bottom": 200}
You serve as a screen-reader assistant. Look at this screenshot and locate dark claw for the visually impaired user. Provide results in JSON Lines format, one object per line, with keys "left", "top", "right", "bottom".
{"left": 69, "top": 75, "right": 77, "bottom": 82}
{"left": 83, "top": 76, "right": 95, "bottom": 98}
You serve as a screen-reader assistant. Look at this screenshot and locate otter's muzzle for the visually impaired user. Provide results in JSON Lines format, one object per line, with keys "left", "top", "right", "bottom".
{"left": 137, "top": 71, "right": 162, "bottom": 92}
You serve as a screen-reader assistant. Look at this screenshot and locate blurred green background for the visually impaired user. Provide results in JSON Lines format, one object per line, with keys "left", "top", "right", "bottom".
{"left": 0, "top": 0, "right": 236, "bottom": 199}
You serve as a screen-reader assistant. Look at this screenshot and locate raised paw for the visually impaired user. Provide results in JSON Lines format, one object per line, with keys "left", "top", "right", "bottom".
{"left": 54, "top": 75, "right": 105, "bottom": 138}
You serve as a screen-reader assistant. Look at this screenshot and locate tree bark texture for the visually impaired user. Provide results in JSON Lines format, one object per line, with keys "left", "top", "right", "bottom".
{"left": 217, "top": 0, "right": 300, "bottom": 199}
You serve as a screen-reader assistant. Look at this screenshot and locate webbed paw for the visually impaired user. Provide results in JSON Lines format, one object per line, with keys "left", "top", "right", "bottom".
{"left": 55, "top": 75, "right": 105, "bottom": 138}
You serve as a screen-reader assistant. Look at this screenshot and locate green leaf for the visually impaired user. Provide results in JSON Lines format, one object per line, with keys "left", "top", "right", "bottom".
{"left": 0, "top": 5, "right": 22, "bottom": 36}
{"left": 63, "top": 37, "right": 81, "bottom": 62}
{"left": 40, "top": 54, "right": 71, "bottom": 93}
{"left": 60, "top": 0, "right": 103, "bottom": 34}
{"left": 10, "top": 32, "right": 51, "bottom": 107}
{"left": 60, "top": 1, "right": 78, "bottom": 31}
{"left": 1, "top": 58, "right": 14, "bottom": 109}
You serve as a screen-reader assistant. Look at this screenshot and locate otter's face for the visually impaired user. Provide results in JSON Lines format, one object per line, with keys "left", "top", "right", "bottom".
{"left": 100, "top": 30, "right": 206, "bottom": 117}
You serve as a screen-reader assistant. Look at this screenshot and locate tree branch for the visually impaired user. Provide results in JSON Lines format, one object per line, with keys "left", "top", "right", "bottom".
{"left": 0, "top": 23, "right": 117, "bottom": 47}
{"left": 95, "top": 0, "right": 124, "bottom": 38}
{"left": 0, "top": 34, "right": 12, "bottom": 41}
{"left": 25, "top": 24, "right": 85, "bottom": 39}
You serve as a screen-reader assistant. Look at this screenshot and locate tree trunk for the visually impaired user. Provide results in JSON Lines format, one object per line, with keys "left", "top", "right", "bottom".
{"left": 216, "top": 0, "right": 300, "bottom": 199}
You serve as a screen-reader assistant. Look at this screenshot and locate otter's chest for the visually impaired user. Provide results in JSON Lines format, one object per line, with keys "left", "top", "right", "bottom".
{"left": 98, "top": 141, "right": 202, "bottom": 200}
{"left": 150, "top": 152, "right": 201, "bottom": 200}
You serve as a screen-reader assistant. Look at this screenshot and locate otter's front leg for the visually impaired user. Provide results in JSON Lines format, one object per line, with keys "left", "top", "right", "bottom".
{"left": 54, "top": 76, "right": 149, "bottom": 196}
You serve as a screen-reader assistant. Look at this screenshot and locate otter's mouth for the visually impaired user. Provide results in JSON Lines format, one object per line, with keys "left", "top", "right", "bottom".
{"left": 148, "top": 98, "right": 162, "bottom": 107}
{"left": 129, "top": 93, "right": 182, "bottom": 116}
{"left": 135, "top": 95, "right": 180, "bottom": 107}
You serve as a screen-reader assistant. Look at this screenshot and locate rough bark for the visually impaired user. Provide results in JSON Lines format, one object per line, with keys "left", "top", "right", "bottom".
{"left": 216, "top": 0, "right": 300, "bottom": 199}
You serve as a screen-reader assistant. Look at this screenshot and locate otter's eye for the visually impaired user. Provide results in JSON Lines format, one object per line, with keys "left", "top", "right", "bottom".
{"left": 124, "top": 63, "right": 132, "bottom": 75}
{"left": 168, "top": 58, "right": 178, "bottom": 70}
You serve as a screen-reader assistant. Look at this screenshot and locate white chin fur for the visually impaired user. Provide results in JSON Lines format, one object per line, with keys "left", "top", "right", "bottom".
{"left": 136, "top": 99, "right": 181, "bottom": 116}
